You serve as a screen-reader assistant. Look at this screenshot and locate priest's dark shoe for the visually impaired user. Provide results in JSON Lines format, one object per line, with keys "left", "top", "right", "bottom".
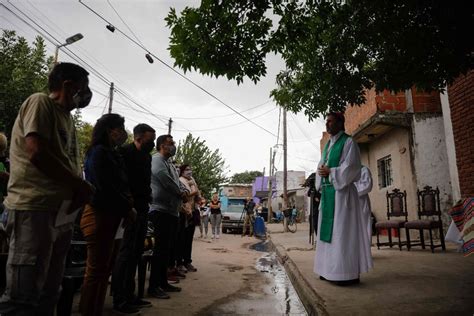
{"left": 334, "top": 278, "right": 360, "bottom": 286}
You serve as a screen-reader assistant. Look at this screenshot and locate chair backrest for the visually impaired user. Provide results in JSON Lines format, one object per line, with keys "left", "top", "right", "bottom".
{"left": 386, "top": 188, "right": 408, "bottom": 220}
{"left": 417, "top": 186, "right": 441, "bottom": 218}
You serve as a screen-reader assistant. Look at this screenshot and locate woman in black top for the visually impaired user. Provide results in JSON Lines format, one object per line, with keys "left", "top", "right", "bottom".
{"left": 209, "top": 192, "right": 222, "bottom": 239}
{"left": 79, "top": 113, "right": 136, "bottom": 316}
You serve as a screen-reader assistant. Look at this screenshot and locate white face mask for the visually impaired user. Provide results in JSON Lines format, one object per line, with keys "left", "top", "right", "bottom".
{"left": 73, "top": 88, "right": 93, "bottom": 108}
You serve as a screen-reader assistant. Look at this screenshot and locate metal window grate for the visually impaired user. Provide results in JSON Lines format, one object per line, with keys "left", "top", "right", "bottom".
{"left": 377, "top": 155, "right": 393, "bottom": 189}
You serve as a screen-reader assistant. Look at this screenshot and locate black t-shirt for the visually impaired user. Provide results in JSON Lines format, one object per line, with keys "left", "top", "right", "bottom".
{"left": 119, "top": 143, "right": 152, "bottom": 209}
{"left": 210, "top": 200, "right": 221, "bottom": 215}
{"left": 245, "top": 200, "right": 256, "bottom": 215}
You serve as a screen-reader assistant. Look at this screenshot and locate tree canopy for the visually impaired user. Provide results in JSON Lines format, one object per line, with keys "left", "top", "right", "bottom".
{"left": 229, "top": 170, "right": 263, "bottom": 184}
{"left": 174, "top": 133, "right": 227, "bottom": 197}
{"left": 166, "top": 1, "right": 473, "bottom": 119}
{"left": 0, "top": 30, "right": 52, "bottom": 135}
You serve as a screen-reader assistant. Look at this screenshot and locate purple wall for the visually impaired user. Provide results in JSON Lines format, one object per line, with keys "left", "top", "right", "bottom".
{"left": 252, "top": 176, "right": 276, "bottom": 203}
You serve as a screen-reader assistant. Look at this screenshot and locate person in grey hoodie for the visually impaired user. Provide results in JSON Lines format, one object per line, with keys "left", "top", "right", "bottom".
{"left": 147, "top": 135, "right": 186, "bottom": 299}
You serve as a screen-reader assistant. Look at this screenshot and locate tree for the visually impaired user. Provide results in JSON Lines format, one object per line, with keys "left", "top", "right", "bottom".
{"left": 229, "top": 170, "right": 263, "bottom": 184}
{"left": 0, "top": 30, "right": 52, "bottom": 135}
{"left": 174, "top": 133, "right": 227, "bottom": 197}
{"left": 166, "top": 1, "right": 473, "bottom": 119}
{"left": 73, "top": 110, "right": 94, "bottom": 164}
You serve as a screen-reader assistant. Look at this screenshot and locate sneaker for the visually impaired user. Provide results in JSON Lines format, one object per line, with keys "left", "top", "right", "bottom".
{"left": 185, "top": 263, "right": 197, "bottom": 272}
{"left": 216, "top": 234, "right": 220, "bottom": 239}
{"left": 147, "top": 287, "right": 170, "bottom": 299}
{"left": 177, "top": 265, "right": 188, "bottom": 273}
{"left": 129, "top": 299, "right": 152, "bottom": 309}
{"left": 167, "top": 274, "right": 180, "bottom": 284}
{"left": 113, "top": 303, "right": 141, "bottom": 315}
{"left": 162, "top": 284, "right": 182, "bottom": 292}
{"left": 174, "top": 270, "right": 186, "bottom": 279}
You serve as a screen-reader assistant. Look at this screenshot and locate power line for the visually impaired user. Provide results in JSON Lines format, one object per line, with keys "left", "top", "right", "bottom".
{"left": 78, "top": 0, "right": 277, "bottom": 138}
{"left": 171, "top": 100, "right": 273, "bottom": 120}
{"left": 4, "top": 1, "right": 181, "bottom": 133}
{"left": 183, "top": 107, "right": 277, "bottom": 132}
{"left": 106, "top": 0, "right": 145, "bottom": 47}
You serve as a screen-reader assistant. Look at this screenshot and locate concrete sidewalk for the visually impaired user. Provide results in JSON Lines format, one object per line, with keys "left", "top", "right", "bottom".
{"left": 267, "top": 222, "right": 474, "bottom": 316}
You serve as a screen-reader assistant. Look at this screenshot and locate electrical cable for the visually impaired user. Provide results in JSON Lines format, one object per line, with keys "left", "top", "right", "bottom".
{"left": 106, "top": 0, "right": 145, "bottom": 47}
{"left": 78, "top": 0, "right": 277, "bottom": 138}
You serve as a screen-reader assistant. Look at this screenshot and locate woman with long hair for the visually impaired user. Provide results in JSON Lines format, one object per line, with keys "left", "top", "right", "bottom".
{"left": 79, "top": 113, "right": 137, "bottom": 316}
{"left": 209, "top": 193, "right": 222, "bottom": 239}
{"left": 177, "top": 164, "right": 200, "bottom": 272}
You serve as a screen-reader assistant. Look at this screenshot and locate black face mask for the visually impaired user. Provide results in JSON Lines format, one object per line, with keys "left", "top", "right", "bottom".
{"left": 142, "top": 141, "right": 155, "bottom": 153}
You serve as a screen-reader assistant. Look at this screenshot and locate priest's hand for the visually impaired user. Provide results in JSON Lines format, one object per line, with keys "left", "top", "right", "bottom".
{"left": 318, "top": 165, "right": 330, "bottom": 178}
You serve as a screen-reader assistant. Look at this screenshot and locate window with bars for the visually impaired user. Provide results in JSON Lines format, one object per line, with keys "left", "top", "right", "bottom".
{"left": 377, "top": 155, "right": 393, "bottom": 189}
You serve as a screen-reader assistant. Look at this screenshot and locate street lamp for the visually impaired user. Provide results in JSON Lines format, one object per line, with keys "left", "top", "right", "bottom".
{"left": 54, "top": 33, "right": 84, "bottom": 64}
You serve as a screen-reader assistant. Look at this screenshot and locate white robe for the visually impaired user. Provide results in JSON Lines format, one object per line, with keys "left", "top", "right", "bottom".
{"left": 354, "top": 166, "right": 373, "bottom": 247}
{"left": 313, "top": 132, "right": 373, "bottom": 281}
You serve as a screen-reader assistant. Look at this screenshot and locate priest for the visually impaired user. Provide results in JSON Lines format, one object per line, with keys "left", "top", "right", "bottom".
{"left": 314, "top": 112, "right": 373, "bottom": 285}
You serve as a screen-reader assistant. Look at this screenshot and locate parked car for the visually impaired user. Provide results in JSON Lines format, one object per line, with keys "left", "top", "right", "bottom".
{"left": 222, "top": 204, "right": 245, "bottom": 234}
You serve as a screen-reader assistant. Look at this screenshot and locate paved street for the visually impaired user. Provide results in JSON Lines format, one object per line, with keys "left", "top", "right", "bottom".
{"left": 72, "top": 231, "right": 306, "bottom": 315}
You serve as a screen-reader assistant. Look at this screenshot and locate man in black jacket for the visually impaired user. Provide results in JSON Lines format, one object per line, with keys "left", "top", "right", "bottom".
{"left": 112, "top": 124, "right": 156, "bottom": 313}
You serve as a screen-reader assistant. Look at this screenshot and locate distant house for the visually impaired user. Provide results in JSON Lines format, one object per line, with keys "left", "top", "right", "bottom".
{"left": 251, "top": 176, "right": 276, "bottom": 208}
{"left": 218, "top": 183, "right": 252, "bottom": 211}
{"left": 273, "top": 170, "right": 307, "bottom": 216}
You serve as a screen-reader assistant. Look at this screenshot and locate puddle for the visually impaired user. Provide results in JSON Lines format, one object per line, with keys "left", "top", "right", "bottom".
{"left": 197, "top": 242, "right": 307, "bottom": 315}
{"left": 256, "top": 253, "right": 308, "bottom": 316}
{"left": 249, "top": 240, "right": 272, "bottom": 252}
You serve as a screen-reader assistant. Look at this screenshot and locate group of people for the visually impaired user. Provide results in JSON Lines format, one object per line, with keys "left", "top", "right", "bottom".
{"left": 0, "top": 62, "right": 212, "bottom": 316}
{"left": 313, "top": 112, "right": 374, "bottom": 286}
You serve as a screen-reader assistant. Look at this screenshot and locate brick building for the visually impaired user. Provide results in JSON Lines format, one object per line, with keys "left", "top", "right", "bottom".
{"left": 321, "top": 87, "right": 453, "bottom": 230}
{"left": 443, "top": 70, "right": 474, "bottom": 199}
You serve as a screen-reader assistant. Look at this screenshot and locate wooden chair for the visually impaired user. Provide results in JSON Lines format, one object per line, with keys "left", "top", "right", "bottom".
{"left": 405, "top": 186, "right": 446, "bottom": 253}
{"left": 375, "top": 189, "right": 408, "bottom": 250}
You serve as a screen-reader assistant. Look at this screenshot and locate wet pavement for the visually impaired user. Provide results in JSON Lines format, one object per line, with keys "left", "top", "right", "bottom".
{"left": 197, "top": 241, "right": 307, "bottom": 316}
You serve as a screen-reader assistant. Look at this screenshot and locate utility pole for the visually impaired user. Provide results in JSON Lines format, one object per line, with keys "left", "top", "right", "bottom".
{"left": 108, "top": 82, "right": 114, "bottom": 114}
{"left": 168, "top": 118, "right": 173, "bottom": 134}
{"left": 283, "top": 109, "right": 289, "bottom": 231}
{"left": 267, "top": 147, "right": 273, "bottom": 224}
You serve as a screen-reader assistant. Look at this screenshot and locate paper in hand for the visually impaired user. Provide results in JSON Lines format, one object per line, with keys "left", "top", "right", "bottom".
{"left": 55, "top": 200, "right": 81, "bottom": 227}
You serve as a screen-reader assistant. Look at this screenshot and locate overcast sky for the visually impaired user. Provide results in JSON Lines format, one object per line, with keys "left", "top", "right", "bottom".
{"left": 1, "top": 0, "right": 326, "bottom": 176}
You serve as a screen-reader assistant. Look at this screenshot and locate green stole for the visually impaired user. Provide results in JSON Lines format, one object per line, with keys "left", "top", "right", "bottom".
{"left": 320, "top": 133, "right": 348, "bottom": 243}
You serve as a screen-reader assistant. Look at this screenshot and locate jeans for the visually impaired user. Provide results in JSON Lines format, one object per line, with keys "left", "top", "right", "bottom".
{"left": 210, "top": 213, "right": 221, "bottom": 236}
{"left": 149, "top": 211, "right": 178, "bottom": 290}
{"left": 175, "top": 214, "right": 187, "bottom": 267}
{"left": 112, "top": 209, "right": 148, "bottom": 306}
{"left": 199, "top": 215, "right": 209, "bottom": 236}
{"left": 79, "top": 205, "right": 122, "bottom": 316}
{"left": 0, "top": 209, "right": 73, "bottom": 316}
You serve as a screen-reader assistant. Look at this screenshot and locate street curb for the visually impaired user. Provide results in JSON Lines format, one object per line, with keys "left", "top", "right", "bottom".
{"left": 268, "top": 237, "right": 328, "bottom": 316}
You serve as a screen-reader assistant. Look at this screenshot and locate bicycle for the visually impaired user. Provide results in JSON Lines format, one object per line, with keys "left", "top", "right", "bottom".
{"left": 282, "top": 208, "right": 297, "bottom": 233}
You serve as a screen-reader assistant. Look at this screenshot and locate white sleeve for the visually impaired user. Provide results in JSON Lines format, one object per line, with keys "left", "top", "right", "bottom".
{"left": 329, "top": 138, "right": 362, "bottom": 191}
{"left": 355, "top": 166, "right": 373, "bottom": 196}
{"left": 315, "top": 159, "right": 323, "bottom": 191}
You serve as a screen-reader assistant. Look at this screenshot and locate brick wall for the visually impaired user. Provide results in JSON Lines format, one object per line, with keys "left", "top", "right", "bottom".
{"left": 344, "top": 89, "right": 378, "bottom": 134}
{"left": 411, "top": 87, "right": 442, "bottom": 113}
{"left": 448, "top": 70, "right": 474, "bottom": 198}
{"left": 375, "top": 90, "right": 407, "bottom": 112}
